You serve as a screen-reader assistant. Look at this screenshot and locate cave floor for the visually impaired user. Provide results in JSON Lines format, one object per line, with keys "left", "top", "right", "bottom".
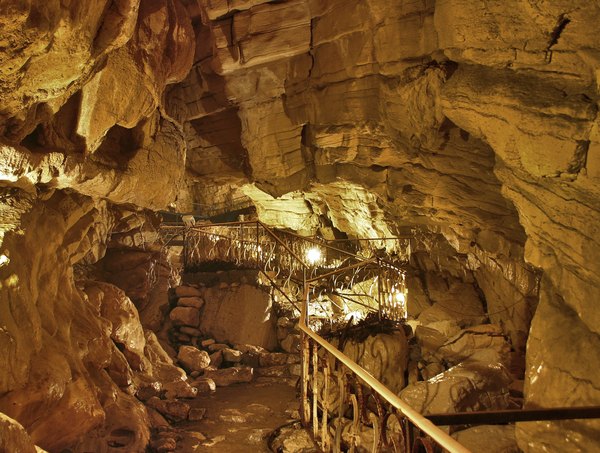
{"left": 176, "top": 380, "right": 299, "bottom": 452}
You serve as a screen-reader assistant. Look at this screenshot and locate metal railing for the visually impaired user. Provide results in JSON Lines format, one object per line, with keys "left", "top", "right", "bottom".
{"left": 160, "top": 220, "right": 472, "bottom": 452}
{"left": 299, "top": 324, "right": 470, "bottom": 453}
{"left": 160, "top": 219, "right": 600, "bottom": 452}
{"left": 177, "top": 221, "right": 410, "bottom": 321}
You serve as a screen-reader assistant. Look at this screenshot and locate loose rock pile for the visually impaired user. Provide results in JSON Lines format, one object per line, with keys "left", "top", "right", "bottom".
{"left": 150, "top": 273, "right": 523, "bottom": 452}
{"left": 145, "top": 283, "right": 302, "bottom": 452}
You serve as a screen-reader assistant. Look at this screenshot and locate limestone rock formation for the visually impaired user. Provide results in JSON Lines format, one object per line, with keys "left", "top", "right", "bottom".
{"left": 1, "top": 0, "right": 599, "bottom": 450}
{"left": 400, "top": 351, "right": 512, "bottom": 415}
{"left": 194, "top": 280, "right": 279, "bottom": 350}
{"left": 177, "top": 345, "right": 211, "bottom": 371}
{"left": 0, "top": 413, "right": 46, "bottom": 453}
{"left": 342, "top": 331, "right": 409, "bottom": 394}
{"left": 453, "top": 425, "right": 520, "bottom": 453}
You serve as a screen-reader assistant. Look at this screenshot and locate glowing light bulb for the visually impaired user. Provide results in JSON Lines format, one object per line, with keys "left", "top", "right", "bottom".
{"left": 395, "top": 291, "right": 406, "bottom": 304}
{"left": 0, "top": 254, "right": 9, "bottom": 267}
{"left": 306, "top": 247, "right": 322, "bottom": 265}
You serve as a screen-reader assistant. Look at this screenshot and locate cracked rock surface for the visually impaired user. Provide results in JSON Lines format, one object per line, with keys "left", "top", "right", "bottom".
{"left": 0, "top": 0, "right": 599, "bottom": 451}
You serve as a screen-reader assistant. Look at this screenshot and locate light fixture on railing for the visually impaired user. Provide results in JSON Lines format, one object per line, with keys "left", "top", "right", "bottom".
{"left": 395, "top": 290, "right": 406, "bottom": 304}
{"left": 306, "top": 247, "right": 322, "bottom": 265}
{"left": 393, "top": 286, "right": 408, "bottom": 319}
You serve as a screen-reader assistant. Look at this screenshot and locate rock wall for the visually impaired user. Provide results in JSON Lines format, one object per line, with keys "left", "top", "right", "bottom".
{"left": 0, "top": 191, "right": 196, "bottom": 451}
{"left": 1, "top": 0, "right": 599, "bottom": 450}
{"left": 0, "top": 1, "right": 197, "bottom": 451}
{"left": 171, "top": 1, "right": 599, "bottom": 450}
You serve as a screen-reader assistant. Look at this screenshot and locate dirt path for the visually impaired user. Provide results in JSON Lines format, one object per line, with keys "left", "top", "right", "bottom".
{"left": 176, "top": 380, "right": 299, "bottom": 452}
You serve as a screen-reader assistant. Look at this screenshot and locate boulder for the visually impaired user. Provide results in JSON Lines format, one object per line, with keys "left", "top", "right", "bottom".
{"left": 203, "top": 367, "right": 254, "bottom": 386}
{"left": 170, "top": 307, "right": 200, "bottom": 327}
{"left": 192, "top": 377, "right": 217, "bottom": 394}
{"left": 222, "top": 348, "right": 242, "bottom": 363}
{"left": 209, "top": 350, "right": 223, "bottom": 368}
{"left": 147, "top": 407, "right": 170, "bottom": 429}
{"left": 400, "top": 351, "right": 512, "bottom": 415}
{"left": 415, "top": 325, "right": 449, "bottom": 358}
{"left": 163, "top": 380, "right": 198, "bottom": 399}
{"left": 146, "top": 397, "right": 191, "bottom": 422}
{"left": 179, "top": 326, "right": 202, "bottom": 337}
{"left": 288, "top": 364, "right": 301, "bottom": 376}
{"left": 177, "top": 297, "right": 205, "bottom": 309}
{"left": 259, "top": 352, "right": 291, "bottom": 367}
{"left": 177, "top": 346, "right": 210, "bottom": 372}
{"left": 280, "top": 334, "right": 302, "bottom": 354}
{"left": 201, "top": 339, "right": 216, "bottom": 348}
{"left": 436, "top": 324, "right": 511, "bottom": 366}
{"left": 175, "top": 286, "right": 203, "bottom": 298}
{"left": 420, "top": 362, "right": 445, "bottom": 380}
{"left": 417, "top": 280, "right": 486, "bottom": 328}
{"left": 270, "top": 423, "right": 318, "bottom": 453}
{"left": 342, "top": 331, "right": 409, "bottom": 394}
{"left": 198, "top": 284, "right": 278, "bottom": 350}
{"left": 235, "top": 344, "right": 267, "bottom": 354}
{"left": 276, "top": 316, "right": 295, "bottom": 340}
{"left": 150, "top": 436, "right": 177, "bottom": 452}
{"left": 255, "top": 365, "right": 289, "bottom": 377}
{"left": 136, "top": 382, "right": 162, "bottom": 401}
{"left": 208, "top": 343, "right": 229, "bottom": 352}
{"left": 453, "top": 425, "right": 520, "bottom": 453}
{"left": 176, "top": 333, "right": 191, "bottom": 343}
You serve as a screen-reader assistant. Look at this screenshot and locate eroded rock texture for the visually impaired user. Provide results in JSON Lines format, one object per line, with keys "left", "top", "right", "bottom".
{"left": 0, "top": 1, "right": 196, "bottom": 451}
{"left": 1, "top": 0, "right": 599, "bottom": 451}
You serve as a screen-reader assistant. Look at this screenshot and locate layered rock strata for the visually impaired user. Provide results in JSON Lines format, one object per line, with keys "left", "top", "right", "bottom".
{"left": 0, "top": 0, "right": 599, "bottom": 451}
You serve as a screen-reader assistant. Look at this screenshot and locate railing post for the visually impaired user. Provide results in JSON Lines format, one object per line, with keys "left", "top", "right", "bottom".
{"left": 300, "top": 265, "right": 311, "bottom": 430}
{"left": 322, "top": 362, "right": 330, "bottom": 452}
{"left": 406, "top": 422, "right": 415, "bottom": 453}
{"left": 240, "top": 222, "right": 244, "bottom": 263}
{"left": 301, "top": 335, "right": 311, "bottom": 426}
{"left": 377, "top": 259, "right": 382, "bottom": 322}
{"left": 312, "top": 341, "right": 319, "bottom": 439}
{"left": 182, "top": 229, "right": 188, "bottom": 271}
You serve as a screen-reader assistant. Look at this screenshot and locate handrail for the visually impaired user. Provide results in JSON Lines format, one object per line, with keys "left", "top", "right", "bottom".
{"left": 163, "top": 218, "right": 599, "bottom": 451}
{"left": 187, "top": 220, "right": 310, "bottom": 269}
{"left": 168, "top": 219, "right": 409, "bottom": 321}
{"left": 167, "top": 219, "right": 409, "bottom": 269}
{"left": 427, "top": 406, "right": 600, "bottom": 425}
{"left": 163, "top": 218, "right": 469, "bottom": 450}
{"left": 257, "top": 221, "right": 310, "bottom": 269}
{"left": 189, "top": 220, "right": 250, "bottom": 228}
{"left": 306, "top": 258, "right": 377, "bottom": 284}
{"left": 278, "top": 228, "right": 368, "bottom": 261}
{"left": 328, "top": 236, "right": 413, "bottom": 241}
{"left": 298, "top": 322, "right": 472, "bottom": 453}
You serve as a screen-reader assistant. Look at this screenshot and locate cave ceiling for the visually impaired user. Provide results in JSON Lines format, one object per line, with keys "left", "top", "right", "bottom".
{"left": 0, "top": 1, "right": 600, "bottom": 450}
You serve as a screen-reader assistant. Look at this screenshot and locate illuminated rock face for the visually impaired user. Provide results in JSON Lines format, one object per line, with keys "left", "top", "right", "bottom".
{"left": 0, "top": 0, "right": 599, "bottom": 451}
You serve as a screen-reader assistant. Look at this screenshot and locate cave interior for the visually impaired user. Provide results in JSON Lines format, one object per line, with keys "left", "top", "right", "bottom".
{"left": 0, "top": 1, "right": 599, "bottom": 452}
